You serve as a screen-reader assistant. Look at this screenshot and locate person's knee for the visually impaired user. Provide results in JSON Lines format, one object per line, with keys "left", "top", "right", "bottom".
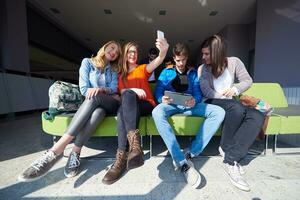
{"left": 228, "top": 102, "right": 245, "bottom": 117}
{"left": 86, "top": 94, "right": 107, "bottom": 107}
{"left": 152, "top": 104, "right": 167, "bottom": 120}
{"left": 122, "top": 90, "right": 136, "bottom": 99}
{"left": 214, "top": 106, "right": 226, "bottom": 121}
{"left": 92, "top": 108, "right": 106, "bottom": 120}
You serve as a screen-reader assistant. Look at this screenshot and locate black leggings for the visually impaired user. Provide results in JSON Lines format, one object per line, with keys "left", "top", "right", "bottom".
{"left": 65, "top": 93, "right": 120, "bottom": 147}
{"left": 117, "top": 90, "right": 154, "bottom": 150}
{"left": 206, "top": 98, "right": 264, "bottom": 164}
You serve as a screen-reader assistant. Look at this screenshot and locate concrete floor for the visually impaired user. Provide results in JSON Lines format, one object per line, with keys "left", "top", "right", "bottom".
{"left": 0, "top": 113, "right": 300, "bottom": 200}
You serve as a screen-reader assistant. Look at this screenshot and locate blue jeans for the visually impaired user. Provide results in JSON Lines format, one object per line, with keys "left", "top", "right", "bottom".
{"left": 152, "top": 103, "right": 225, "bottom": 166}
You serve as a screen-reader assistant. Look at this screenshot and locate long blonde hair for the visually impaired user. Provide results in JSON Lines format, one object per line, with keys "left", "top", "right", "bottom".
{"left": 91, "top": 41, "right": 122, "bottom": 72}
{"left": 120, "top": 42, "right": 139, "bottom": 83}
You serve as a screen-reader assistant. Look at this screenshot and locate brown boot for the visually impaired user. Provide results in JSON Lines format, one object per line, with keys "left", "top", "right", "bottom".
{"left": 127, "top": 129, "right": 144, "bottom": 170}
{"left": 102, "top": 149, "right": 127, "bottom": 185}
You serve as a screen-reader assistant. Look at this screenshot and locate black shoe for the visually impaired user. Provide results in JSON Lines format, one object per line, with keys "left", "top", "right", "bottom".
{"left": 64, "top": 151, "right": 80, "bottom": 178}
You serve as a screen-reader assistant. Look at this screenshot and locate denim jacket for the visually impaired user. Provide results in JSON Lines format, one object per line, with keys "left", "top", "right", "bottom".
{"left": 155, "top": 66, "right": 202, "bottom": 103}
{"left": 79, "top": 58, "right": 118, "bottom": 96}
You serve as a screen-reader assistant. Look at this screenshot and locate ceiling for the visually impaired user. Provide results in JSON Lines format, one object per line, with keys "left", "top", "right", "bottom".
{"left": 28, "top": 0, "right": 256, "bottom": 60}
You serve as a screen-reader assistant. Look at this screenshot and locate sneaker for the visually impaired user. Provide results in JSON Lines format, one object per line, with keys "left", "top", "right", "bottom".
{"left": 184, "top": 149, "right": 194, "bottom": 168}
{"left": 219, "top": 146, "right": 245, "bottom": 175}
{"left": 64, "top": 151, "right": 80, "bottom": 178}
{"left": 218, "top": 146, "right": 225, "bottom": 157}
{"left": 18, "top": 150, "right": 62, "bottom": 182}
{"left": 181, "top": 161, "right": 201, "bottom": 189}
{"left": 172, "top": 150, "right": 193, "bottom": 171}
{"left": 223, "top": 161, "right": 250, "bottom": 192}
{"left": 172, "top": 160, "right": 180, "bottom": 171}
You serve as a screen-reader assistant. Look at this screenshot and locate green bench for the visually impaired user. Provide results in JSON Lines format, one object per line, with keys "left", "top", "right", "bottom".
{"left": 41, "top": 83, "right": 300, "bottom": 155}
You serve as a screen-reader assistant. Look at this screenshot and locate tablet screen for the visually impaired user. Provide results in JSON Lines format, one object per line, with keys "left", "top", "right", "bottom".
{"left": 164, "top": 91, "right": 192, "bottom": 106}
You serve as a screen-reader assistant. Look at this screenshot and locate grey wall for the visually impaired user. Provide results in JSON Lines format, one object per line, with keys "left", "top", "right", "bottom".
{"left": 27, "top": 6, "right": 93, "bottom": 64}
{"left": 0, "top": 1, "right": 93, "bottom": 114}
{"left": 254, "top": 0, "right": 300, "bottom": 86}
{"left": 0, "top": 0, "right": 29, "bottom": 72}
{"left": 218, "top": 24, "right": 255, "bottom": 71}
{"left": 0, "top": 73, "right": 53, "bottom": 114}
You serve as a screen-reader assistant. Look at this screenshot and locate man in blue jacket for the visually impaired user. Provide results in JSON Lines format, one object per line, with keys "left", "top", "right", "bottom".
{"left": 152, "top": 43, "right": 225, "bottom": 189}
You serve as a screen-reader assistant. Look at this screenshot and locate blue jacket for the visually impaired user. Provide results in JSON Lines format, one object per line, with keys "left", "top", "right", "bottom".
{"left": 155, "top": 66, "right": 202, "bottom": 103}
{"left": 79, "top": 58, "right": 118, "bottom": 96}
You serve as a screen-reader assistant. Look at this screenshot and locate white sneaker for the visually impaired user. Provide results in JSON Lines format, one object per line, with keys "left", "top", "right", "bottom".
{"left": 183, "top": 149, "right": 194, "bottom": 168}
{"left": 218, "top": 146, "right": 225, "bottom": 157}
{"left": 223, "top": 161, "right": 250, "bottom": 192}
{"left": 181, "top": 160, "right": 201, "bottom": 189}
{"left": 172, "top": 160, "right": 179, "bottom": 171}
{"left": 218, "top": 146, "right": 245, "bottom": 175}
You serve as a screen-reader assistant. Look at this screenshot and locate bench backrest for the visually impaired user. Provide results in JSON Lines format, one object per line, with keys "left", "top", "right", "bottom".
{"left": 242, "top": 83, "right": 288, "bottom": 108}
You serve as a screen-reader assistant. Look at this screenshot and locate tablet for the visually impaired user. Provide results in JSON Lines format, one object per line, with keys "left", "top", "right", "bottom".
{"left": 164, "top": 91, "right": 193, "bottom": 106}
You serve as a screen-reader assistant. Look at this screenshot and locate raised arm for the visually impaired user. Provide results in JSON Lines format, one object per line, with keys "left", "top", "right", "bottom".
{"left": 146, "top": 38, "right": 169, "bottom": 73}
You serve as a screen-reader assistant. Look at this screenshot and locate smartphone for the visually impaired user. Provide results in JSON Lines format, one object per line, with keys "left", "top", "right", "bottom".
{"left": 157, "top": 30, "right": 164, "bottom": 39}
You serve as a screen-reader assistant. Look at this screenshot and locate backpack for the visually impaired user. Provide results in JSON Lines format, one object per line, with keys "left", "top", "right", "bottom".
{"left": 43, "top": 81, "right": 84, "bottom": 120}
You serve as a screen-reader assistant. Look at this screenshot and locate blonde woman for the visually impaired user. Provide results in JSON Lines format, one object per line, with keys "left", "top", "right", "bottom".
{"left": 19, "top": 41, "right": 122, "bottom": 182}
{"left": 102, "top": 38, "right": 169, "bottom": 184}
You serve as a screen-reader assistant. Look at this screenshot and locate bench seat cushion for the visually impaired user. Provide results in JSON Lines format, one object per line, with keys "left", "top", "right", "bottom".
{"left": 42, "top": 112, "right": 147, "bottom": 136}
{"left": 146, "top": 115, "right": 222, "bottom": 136}
{"left": 273, "top": 105, "right": 300, "bottom": 134}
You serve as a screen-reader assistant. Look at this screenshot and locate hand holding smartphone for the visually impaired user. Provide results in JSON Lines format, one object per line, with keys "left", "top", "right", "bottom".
{"left": 157, "top": 30, "right": 164, "bottom": 39}
{"left": 156, "top": 30, "right": 168, "bottom": 58}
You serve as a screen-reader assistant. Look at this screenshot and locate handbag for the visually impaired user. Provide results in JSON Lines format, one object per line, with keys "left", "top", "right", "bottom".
{"left": 240, "top": 95, "right": 273, "bottom": 140}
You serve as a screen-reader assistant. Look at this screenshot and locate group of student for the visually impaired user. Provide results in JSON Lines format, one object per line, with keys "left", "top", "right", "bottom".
{"left": 18, "top": 35, "right": 265, "bottom": 192}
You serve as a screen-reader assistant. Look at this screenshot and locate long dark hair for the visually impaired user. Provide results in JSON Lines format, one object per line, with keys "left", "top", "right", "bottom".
{"left": 201, "top": 35, "right": 227, "bottom": 78}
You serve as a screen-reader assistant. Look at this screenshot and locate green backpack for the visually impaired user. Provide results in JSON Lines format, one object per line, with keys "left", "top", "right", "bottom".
{"left": 43, "top": 81, "right": 84, "bottom": 120}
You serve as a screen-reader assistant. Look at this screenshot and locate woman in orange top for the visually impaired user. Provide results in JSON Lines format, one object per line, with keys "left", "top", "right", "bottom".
{"left": 102, "top": 38, "right": 169, "bottom": 184}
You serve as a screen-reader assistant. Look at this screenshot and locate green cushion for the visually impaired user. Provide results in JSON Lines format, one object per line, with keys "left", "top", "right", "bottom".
{"left": 265, "top": 115, "right": 281, "bottom": 135}
{"left": 42, "top": 112, "right": 147, "bottom": 137}
{"left": 273, "top": 105, "right": 300, "bottom": 134}
{"left": 146, "top": 115, "right": 222, "bottom": 136}
{"left": 242, "top": 83, "right": 288, "bottom": 108}
{"left": 280, "top": 116, "right": 300, "bottom": 134}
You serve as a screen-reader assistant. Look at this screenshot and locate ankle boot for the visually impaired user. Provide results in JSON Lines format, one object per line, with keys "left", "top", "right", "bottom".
{"left": 127, "top": 129, "right": 144, "bottom": 170}
{"left": 102, "top": 149, "right": 127, "bottom": 185}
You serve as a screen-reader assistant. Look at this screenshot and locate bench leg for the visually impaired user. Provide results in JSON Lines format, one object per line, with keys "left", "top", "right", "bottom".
{"left": 53, "top": 136, "right": 57, "bottom": 145}
{"left": 264, "top": 135, "right": 268, "bottom": 155}
{"left": 150, "top": 135, "right": 153, "bottom": 157}
{"left": 273, "top": 134, "right": 278, "bottom": 154}
{"left": 141, "top": 135, "right": 143, "bottom": 148}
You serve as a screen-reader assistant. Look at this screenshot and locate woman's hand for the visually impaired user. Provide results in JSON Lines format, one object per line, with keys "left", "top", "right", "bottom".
{"left": 86, "top": 88, "right": 106, "bottom": 99}
{"left": 162, "top": 95, "right": 173, "bottom": 104}
{"left": 131, "top": 88, "right": 146, "bottom": 99}
{"left": 222, "top": 88, "right": 236, "bottom": 98}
